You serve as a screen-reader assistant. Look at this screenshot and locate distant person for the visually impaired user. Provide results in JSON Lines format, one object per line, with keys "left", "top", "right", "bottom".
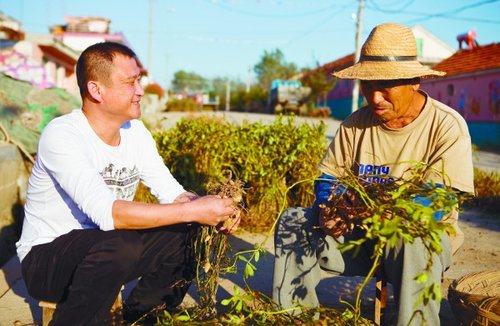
{"left": 16, "top": 41, "right": 238, "bottom": 325}
{"left": 273, "top": 23, "right": 474, "bottom": 325}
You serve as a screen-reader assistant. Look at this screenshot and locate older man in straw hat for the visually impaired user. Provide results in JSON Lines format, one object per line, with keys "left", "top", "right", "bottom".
{"left": 273, "top": 23, "right": 474, "bottom": 325}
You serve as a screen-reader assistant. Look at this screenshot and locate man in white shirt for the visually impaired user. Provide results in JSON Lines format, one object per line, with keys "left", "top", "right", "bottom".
{"left": 16, "top": 42, "right": 236, "bottom": 325}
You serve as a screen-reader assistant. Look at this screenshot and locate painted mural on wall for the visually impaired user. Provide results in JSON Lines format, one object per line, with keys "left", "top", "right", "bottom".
{"left": 0, "top": 49, "right": 55, "bottom": 89}
{"left": 490, "top": 80, "right": 500, "bottom": 116}
{"left": 423, "top": 73, "right": 500, "bottom": 123}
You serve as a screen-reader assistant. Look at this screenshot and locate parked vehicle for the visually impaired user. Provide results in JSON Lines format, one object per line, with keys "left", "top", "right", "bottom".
{"left": 268, "top": 79, "right": 311, "bottom": 115}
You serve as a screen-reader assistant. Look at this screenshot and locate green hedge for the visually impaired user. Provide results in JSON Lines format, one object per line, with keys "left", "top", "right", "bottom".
{"left": 151, "top": 115, "right": 327, "bottom": 230}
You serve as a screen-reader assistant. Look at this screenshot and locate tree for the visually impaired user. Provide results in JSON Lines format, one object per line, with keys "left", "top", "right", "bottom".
{"left": 253, "top": 49, "right": 298, "bottom": 91}
{"left": 301, "top": 64, "right": 336, "bottom": 107}
{"left": 171, "top": 70, "right": 207, "bottom": 93}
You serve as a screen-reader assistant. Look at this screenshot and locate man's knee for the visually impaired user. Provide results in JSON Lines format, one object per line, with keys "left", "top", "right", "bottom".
{"left": 89, "top": 230, "right": 143, "bottom": 273}
{"left": 276, "top": 207, "right": 313, "bottom": 234}
{"left": 275, "top": 207, "right": 319, "bottom": 258}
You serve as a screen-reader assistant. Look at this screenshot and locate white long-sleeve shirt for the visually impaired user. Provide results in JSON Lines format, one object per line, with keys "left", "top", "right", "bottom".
{"left": 16, "top": 109, "right": 186, "bottom": 261}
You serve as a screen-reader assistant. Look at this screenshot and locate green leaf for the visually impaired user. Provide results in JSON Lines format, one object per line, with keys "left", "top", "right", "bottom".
{"left": 175, "top": 314, "right": 191, "bottom": 322}
{"left": 415, "top": 272, "right": 428, "bottom": 284}
{"left": 244, "top": 263, "right": 255, "bottom": 278}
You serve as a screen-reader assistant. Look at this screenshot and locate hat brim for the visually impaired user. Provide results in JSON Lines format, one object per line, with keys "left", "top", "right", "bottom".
{"left": 332, "top": 60, "right": 445, "bottom": 80}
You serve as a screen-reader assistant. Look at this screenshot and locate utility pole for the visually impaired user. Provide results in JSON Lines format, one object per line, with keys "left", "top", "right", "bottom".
{"left": 246, "top": 67, "right": 251, "bottom": 93}
{"left": 351, "top": 0, "right": 364, "bottom": 113}
{"left": 225, "top": 80, "right": 231, "bottom": 112}
{"left": 148, "top": 0, "right": 154, "bottom": 76}
{"left": 164, "top": 53, "right": 170, "bottom": 94}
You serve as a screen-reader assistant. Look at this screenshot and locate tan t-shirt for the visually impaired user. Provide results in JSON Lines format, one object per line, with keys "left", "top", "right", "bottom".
{"left": 318, "top": 91, "right": 474, "bottom": 253}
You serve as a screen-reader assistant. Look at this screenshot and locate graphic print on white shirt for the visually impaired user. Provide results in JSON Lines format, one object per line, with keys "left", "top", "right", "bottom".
{"left": 100, "top": 163, "right": 140, "bottom": 200}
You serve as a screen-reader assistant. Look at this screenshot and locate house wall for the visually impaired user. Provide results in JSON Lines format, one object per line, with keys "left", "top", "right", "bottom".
{"left": 0, "top": 41, "right": 78, "bottom": 95}
{"left": 412, "top": 26, "right": 455, "bottom": 63}
{"left": 0, "top": 46, "right": 53, "bottom": 88}
{"left": 322, "top": 71, "right": 500, "bottom": 148}
{"left": 422, "top": 70, "right": 500, "bottom": 148}
{"left": 422, "top": 70, "right": 500, "bottom": 122}
{"left": 325, "top": 79, "right": 356, "bottom": 120}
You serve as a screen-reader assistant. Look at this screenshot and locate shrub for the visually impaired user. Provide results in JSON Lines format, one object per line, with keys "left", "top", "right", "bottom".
{"left": 135, "top": 117, "right": 500, "bottom": 228}
{"left": 143, "top": 83, "right": 164, "bottom": 99}
{"left": 166, "top": 98, "right": 200, "bottom": 112}
{"left": 150, "top": 115, "right": 327, "bottom": 230}
{"left": 464, "top": 168, "right": 500, "bottom": 214}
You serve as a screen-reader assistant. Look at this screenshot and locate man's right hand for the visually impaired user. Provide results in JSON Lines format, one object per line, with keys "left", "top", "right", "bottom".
{"left": 318, "top": 207, "right": 349, "bottom": 238}
{"left": 189, "top": 195, "right": 235, "bottom": 227}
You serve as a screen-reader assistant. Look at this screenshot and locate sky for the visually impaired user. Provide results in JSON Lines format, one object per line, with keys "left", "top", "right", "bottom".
{"left": 1, "top": 0, "right": 500, "bottom": 89}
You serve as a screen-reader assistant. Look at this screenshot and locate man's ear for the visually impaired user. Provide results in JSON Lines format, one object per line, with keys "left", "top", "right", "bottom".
{"left": 87, "top": 81, "right": 103, "bottom": 102}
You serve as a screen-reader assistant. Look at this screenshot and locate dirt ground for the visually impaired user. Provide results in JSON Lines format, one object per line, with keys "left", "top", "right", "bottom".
{"left": 439, "top": 209, "right": 500, "bottom": 325}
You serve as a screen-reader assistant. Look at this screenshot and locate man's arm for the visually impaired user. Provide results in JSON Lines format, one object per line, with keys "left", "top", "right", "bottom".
{"left": 314, "top": 173, "right": 352, "bottom": 238}
{"left": 173, "top": 191, "right": 199, "bottom": 203}
{"left": 112, "top": 195, "right": 234, "bottom": 229}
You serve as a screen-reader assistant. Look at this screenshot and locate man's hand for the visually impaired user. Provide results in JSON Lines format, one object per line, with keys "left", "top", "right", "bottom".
{"left": 318, "top": 207, "right": 349, "bottom": 238}
{"left": 216, "top": 207, "right": 241, "bottom": 234}
{"left": 188, "top": 195, "right": 235, "bottom": 227}
{"left": 317, "top": 187, "right": 367, "bottom": 238}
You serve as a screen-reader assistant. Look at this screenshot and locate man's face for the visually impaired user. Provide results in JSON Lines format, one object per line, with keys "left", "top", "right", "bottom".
{"left": 360, "top": 79, "right": 420, "bottom": 124}
{"left": 101, "top": 54, "right": 144, "bottom": 121}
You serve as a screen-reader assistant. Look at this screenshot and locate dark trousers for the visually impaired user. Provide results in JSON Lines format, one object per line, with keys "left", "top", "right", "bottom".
{"left": 21, "top": 223, "right": 199, "bottom": 326}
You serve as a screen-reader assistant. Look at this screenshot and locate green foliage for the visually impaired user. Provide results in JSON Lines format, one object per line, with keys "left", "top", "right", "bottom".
{"left": 230, "top": 84, "right": 269, "bottom": 113}
{"left": 301, "top": 63, "right": 337, "bottom": 107}
{"left": 465, "top": 168, "right": 500, "bottom": 214}
{"left": 171, "top": 70, "right": 207, "bottom": 93}
{"left": 253, "top": 49, "right": 298, "bottom": 90}
{"left": 166, "top": 98, "right": 200, "bottom": 112}
{"left": 330, "top": 164, "right": 466, "bottom": 323}
{"left": 132, "top": 116, "right": 496, "bottom": 325}
{"left": 153, "top": 115, "right": 327, "bottom": 230}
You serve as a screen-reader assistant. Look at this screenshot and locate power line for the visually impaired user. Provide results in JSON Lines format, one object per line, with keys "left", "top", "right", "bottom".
{"left": 406, "top": 0, "right": 500, "bottom": 24}
{"left": 366, "top": 0, "right": 500, "bottom": 24}
{"left": 285, "top": 5, "right": 351, "bottom": 46}
{"left": 204, "top": 0, "right": 349, "bottom": 19}
{"left": 367, "top": 0, "right": 416, "bottom": 13}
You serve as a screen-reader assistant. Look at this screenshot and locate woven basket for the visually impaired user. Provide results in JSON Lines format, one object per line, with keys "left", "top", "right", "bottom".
{"left": 448, "top": 271, "right": 500, "bottom": 325}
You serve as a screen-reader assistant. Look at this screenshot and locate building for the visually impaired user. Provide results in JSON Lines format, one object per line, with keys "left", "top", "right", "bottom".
{"left": 0, "top": 12, "right": 80, "bottom": 94}
{"left": 50, "top": 16, "right": 125, "bottom": 51}
{"left": 0, "top": 13, "right": 149, "bottom": 97}
{"left": 422, "top": 43, "right": 500, "bottom": 148}
{"left": 305, "top": 25, "right": 455, "bottom": 120}
{"left": 0, "top": 11, "right": 24, "bottom": 43}
{"left": 50, "top": 16, "right": 146, "bottom": 75}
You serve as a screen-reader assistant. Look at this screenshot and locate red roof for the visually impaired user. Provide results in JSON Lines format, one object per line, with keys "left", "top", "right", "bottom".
{"left": 300, "top": 53, "right": 354, "bottom": 79}
{"left": 432, "top": 43, "right": 500, "bottom": 77}
{"left": 318, "top": 53, "right": 355, "bottom": 74}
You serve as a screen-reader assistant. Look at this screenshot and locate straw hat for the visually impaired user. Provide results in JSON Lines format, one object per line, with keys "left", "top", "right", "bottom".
{"left": 333, "top": 23, "right": 446, "bottom": 80}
